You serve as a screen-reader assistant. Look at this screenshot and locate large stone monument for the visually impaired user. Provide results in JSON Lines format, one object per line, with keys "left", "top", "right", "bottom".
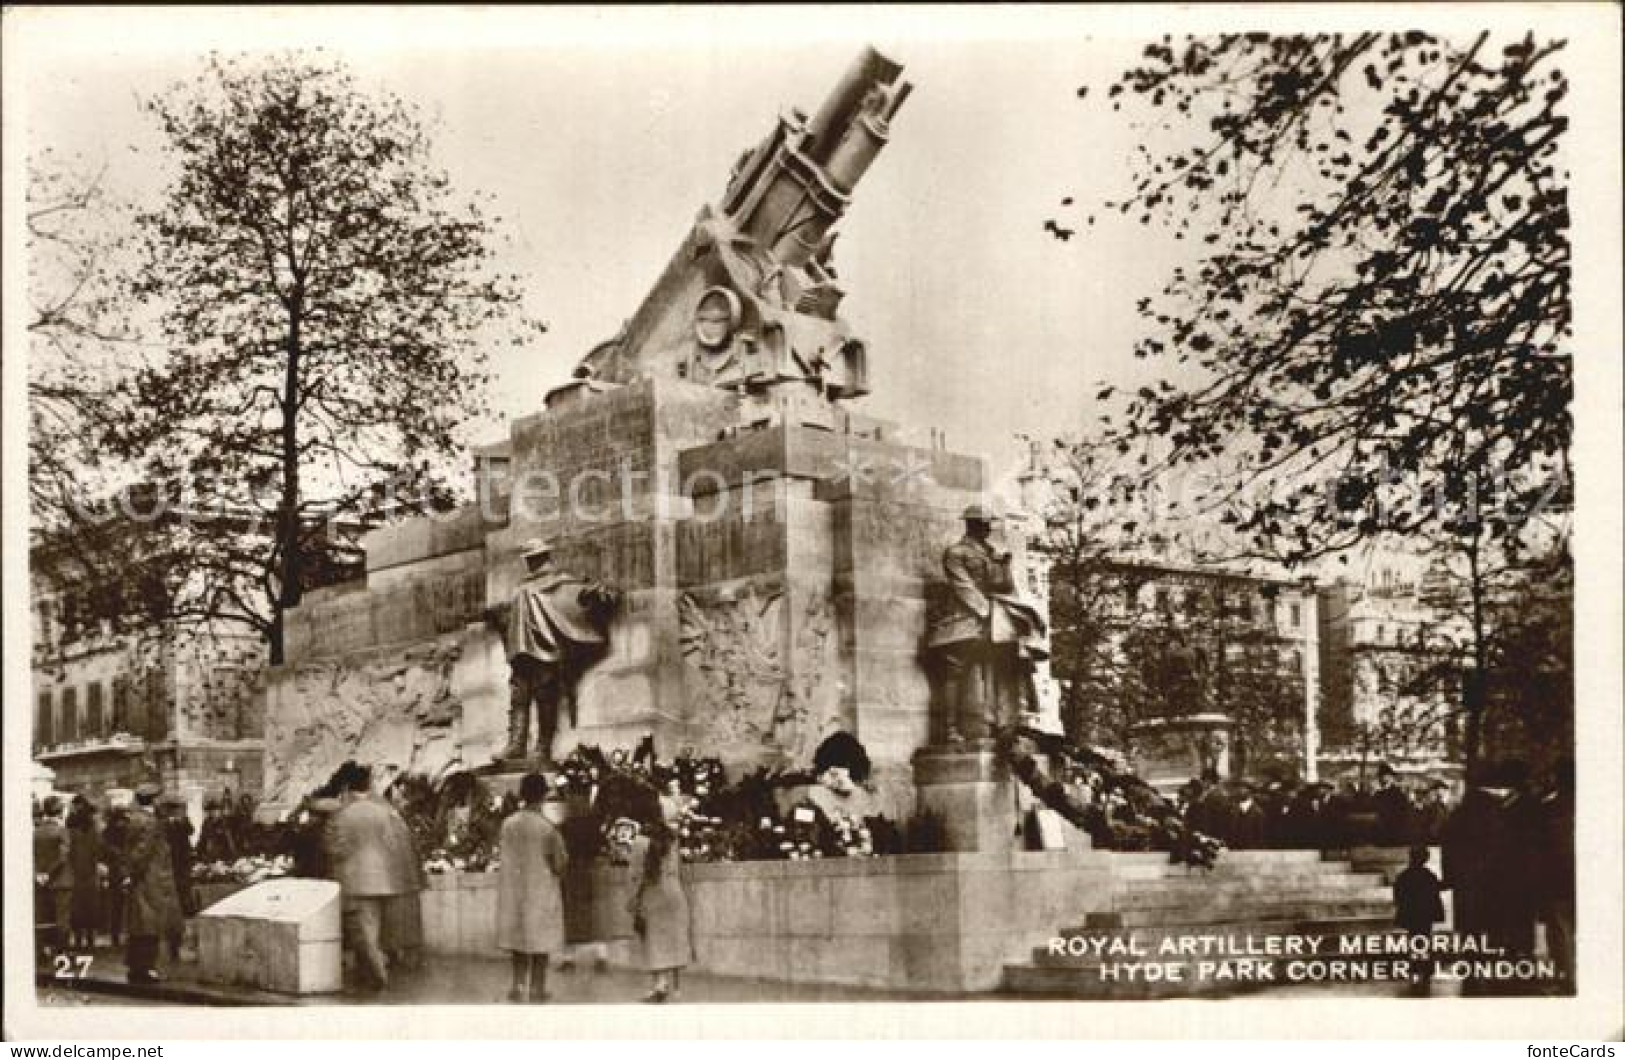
{"left": 259, "top": 48, "right": 1028, "bottom": 842}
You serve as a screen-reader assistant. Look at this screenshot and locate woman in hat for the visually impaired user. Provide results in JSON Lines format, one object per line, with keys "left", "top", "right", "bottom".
{"left": 495, "top": 772, "right": 568, "bottom": 1002}
{"left": 625, "top": 792, "right": 692, "bottom": 1003}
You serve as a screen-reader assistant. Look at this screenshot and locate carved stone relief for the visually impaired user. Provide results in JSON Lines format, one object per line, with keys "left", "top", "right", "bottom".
{"left": 678, "top": 585, "right": 837, "bottom": 761}
{"left": 262, "top": 639, "right": 466, "bottom": 807}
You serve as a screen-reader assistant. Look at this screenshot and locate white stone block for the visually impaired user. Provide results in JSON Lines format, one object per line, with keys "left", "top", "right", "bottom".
{"left": 196, "top": 878, "right": 342, "bottom": 995}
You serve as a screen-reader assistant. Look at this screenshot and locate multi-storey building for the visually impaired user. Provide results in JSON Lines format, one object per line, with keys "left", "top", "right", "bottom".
{"left": 1315, "top": 550, "right": 1471, "bottom": 781}
{"left": 29, "top": 502, "right": 271, "bottom": 812}
{"left": 31, "top": 573, "right": 267, "bottom": 808}
{"left": 1043, "top": 546, "right": 1325, "bottom": 783}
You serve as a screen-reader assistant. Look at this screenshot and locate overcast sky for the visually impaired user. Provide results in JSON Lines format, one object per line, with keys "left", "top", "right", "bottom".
{"left": 11, "top": 7, "right": 1208, "bottom": 483}
{"left": 9, "top": 5, "right": 1616, "bottom": 496}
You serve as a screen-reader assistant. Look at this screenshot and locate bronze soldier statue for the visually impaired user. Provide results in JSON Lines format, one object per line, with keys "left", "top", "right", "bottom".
{"left": 494, "top": 538, "right": 618, "bottom": 763}
{"left": 925, "top": 505, "right": 1048, "bottom": 744}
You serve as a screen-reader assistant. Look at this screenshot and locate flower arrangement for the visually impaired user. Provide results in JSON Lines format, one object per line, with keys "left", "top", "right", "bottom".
{"left": 192, "top": 854, "right": 292, "bottom": 884}
{"left": 555, "top": 740, "right": 891, "bottom": 864}
{"left": 378, "top": 736, "right": 913, "bottom": 876}
{"left": 1004, "top": 725, "right": 1226, "bottom": 869}
{"left": 421, "top": 847, "right": 501, "bottom": 875}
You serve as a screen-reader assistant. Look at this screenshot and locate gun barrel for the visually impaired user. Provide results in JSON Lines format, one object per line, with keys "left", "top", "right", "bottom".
{"left": 726, "top": 47, "right": 911, "bottom": 270}
{"left": 804, "top": 46, "right": 906, "bottom": 166}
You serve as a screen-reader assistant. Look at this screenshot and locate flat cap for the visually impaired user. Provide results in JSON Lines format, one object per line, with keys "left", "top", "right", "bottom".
{"left": 961, "top": 503, "right": 999, "bottom": 522}
{"left": 519, "top": 537, "right": 553, "bottom": 559}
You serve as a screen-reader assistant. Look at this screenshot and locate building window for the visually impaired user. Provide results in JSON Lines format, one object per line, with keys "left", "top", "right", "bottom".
{"left": 111, "top": 675, "right": 129, "bottom": 735}
{"left": 37, "top": 690, "right": 54, "bottom": 748}
{"left": 87, "top": 681, "right": 105, "bottom": 740}
{"left": 60, "top": 686, "right": 79, "bottom": 744}
{"left": 142, "top": 670, "right": 170, "bottom": 743}
{"left": 1289, "top": 603, "right": 1302, "bottom": 629}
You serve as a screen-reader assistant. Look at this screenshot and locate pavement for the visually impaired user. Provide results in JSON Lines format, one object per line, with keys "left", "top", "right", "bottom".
{"left": 35, "top": 942, "right": 971, "bottom": 1006}
{"left": 39, "top": 940, "right": 1557, "bottom": 1007}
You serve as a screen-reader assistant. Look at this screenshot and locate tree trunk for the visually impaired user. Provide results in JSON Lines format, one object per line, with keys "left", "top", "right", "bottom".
{"left": 271, "top": 299, "right": 304, "bottom": 667}
{"left": 268, "top": 609, "right": 285, "bottom": 667}
{"left": 1462, "top": 532, "right": 1489, "bottom": 773}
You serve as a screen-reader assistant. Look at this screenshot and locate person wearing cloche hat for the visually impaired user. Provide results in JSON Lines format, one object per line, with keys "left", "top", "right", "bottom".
{"left": 624, "top": 789, "right": 692, "bottom": 1003}
{"left": 32, "top": 795, "right": 71, "bottom": 958}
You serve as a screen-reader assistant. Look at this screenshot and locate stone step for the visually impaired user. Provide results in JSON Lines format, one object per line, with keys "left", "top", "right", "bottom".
{"left": 1083, "top": 898, "right": 1394, "bottom": 929}
{"left": 1003, "top": 960, "right": 1274, "bottom": 1000}
{"left": 1111, "top": 862, "right": 1360, "bottom": 881}
{"left": 1118, "top": 871, "right": 1384, "bottom": 897}
{"left": 1035, "top": 918, "right": 1400, "bottom": 968}
{"left": 1110, "top": 884, "right": 1391, "bottom": 912}
{"left": 1108, "top": 849, "right": 1330, "bottom": 865}
{"left": 1042, "top": 915, "right": 1395, "bottom": 962}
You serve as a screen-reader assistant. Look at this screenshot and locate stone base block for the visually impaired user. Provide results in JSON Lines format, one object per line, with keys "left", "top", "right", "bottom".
{"left": 195, "top": 879, "right": 343, "bottom": 995}
{"left": 912, "top": 747, "right": 1018, "bottom": 855}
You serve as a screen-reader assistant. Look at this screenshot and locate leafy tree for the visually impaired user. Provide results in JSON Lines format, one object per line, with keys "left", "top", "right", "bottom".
{"left": 27, "top": 158, "right": 138, "bottom": 542}
{"left": 1053, "top": 33, "right": 1574, "bottom": 768}
{"left": 23, "top": 157, "right": 187, "bottom": 679}
{"left": 1405, "top": 530, "right": 1572, "bottom": 774}
{"left": 1062, "top": 32, "right": 1571, "bottom": 563}
{"left": 115, "top": 54, "right": 538, "bottom": 662}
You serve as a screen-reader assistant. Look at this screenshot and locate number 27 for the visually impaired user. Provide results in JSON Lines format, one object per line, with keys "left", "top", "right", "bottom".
{"left": 53, "top": 953, "right": 93, "bottom": 979}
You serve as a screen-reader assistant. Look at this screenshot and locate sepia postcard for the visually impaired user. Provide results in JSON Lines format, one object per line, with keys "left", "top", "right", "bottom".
{"left": 3, "top": 3, "right": 1620, "bottom": 1040}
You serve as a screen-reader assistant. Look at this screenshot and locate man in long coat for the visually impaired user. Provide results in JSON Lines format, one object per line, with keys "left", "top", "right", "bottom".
{"left": 124, "top": 784, "right": 183, "bottom": 984}
{"left": 925, "top": 506, "right": 1048, "bottom": 743}
{"left": 326, "top": 764, "right": 418, "bottom": 992}
{"left": 496, "top": 772, "right": 568, "bottom": 1002}
{"left": 500, "top": 537, "right": 617, "bottom": 762}
{"left": 380, "top": 793, "right": 426, "bottom": 974}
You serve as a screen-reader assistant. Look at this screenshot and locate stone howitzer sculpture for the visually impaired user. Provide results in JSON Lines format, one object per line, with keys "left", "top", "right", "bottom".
{"left": 566, "top": 47, "right": 913, "bottom": 428}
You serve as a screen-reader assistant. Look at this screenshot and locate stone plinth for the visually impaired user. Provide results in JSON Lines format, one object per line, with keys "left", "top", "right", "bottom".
{"left": 421, "top": 848, "right": 1111, "bottom": 993}
{"left": 912, "top": 748, "right": 1018, "bottom": 855}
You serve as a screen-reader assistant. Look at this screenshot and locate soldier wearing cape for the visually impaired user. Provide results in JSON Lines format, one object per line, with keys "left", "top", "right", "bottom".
{"left": 495, "top": 538, "right": 619, "bottom": 763}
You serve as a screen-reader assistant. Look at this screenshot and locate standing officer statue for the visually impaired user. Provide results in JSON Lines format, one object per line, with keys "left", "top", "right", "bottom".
{"left": 925, "top": 505, "right": 1049, "bottom": 745}
{"left": 494, "top": 538, "right": 619, "bottom": 764}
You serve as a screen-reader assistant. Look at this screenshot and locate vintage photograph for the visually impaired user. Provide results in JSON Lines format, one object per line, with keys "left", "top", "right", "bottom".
{"left": 5, "top": 4, "right": 1620, "bottom": 1038}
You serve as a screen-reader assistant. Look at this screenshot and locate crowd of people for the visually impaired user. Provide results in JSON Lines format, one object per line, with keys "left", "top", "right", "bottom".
{"left": 300, "top": 758, "right": 691, "bottom": 1003}
{"left": 1174, "top": 763, "right": 1456, "bottom": 851}
{"left": 35, "top": 742, "right": 1574, "bottom": 1000}
{"left": 34, "top": 757, "right": 696, "bottom": 1003}
{"left": 33, "top": 784, "right": 200, "bottom": 983}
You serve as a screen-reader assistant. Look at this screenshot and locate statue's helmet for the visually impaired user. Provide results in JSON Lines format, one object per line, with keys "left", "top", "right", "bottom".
{"left": 519, "top": 537, "right": 554, "bottom": 560}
